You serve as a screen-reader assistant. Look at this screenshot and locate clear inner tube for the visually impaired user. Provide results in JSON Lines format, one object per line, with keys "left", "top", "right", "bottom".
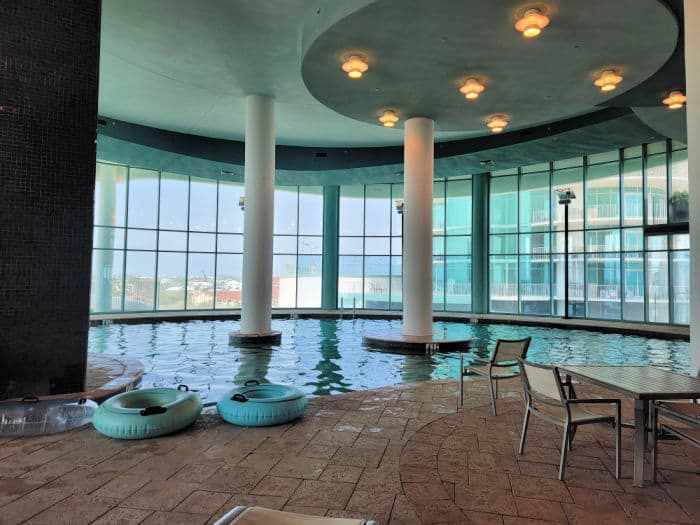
{"left": 0, "top": 398, "right": 98, "bottom": 437}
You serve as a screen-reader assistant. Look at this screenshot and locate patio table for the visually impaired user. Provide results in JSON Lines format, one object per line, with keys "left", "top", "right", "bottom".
{"left": 558, "top": 365, "right": 700, "bottom": 487}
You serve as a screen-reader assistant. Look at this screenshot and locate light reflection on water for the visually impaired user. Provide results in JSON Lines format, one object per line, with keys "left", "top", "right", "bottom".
{"left": 88, "top": 318, "right": 690, "bottom": 401}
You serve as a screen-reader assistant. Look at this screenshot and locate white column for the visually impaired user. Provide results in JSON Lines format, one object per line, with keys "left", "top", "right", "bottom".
{"left": 402, "top": 117, "right": 434, "bottom": 336}
{"left": 240, "top": 95, "right": 275, "bottom": 334}
{"left": 685, "top": 0, "right": 700, "bottom": 376}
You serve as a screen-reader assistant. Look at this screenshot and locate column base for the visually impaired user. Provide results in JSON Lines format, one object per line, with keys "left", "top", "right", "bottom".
{"left": 362, "top": 329, "right": 471, "bottom": 354}
{"left": 229, "top": 330, "right": 282, "bottom": 347}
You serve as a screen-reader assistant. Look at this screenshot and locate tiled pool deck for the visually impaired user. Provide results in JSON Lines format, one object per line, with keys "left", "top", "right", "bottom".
{"left": 0, "top": 377, "right": 698, "bottom": 524}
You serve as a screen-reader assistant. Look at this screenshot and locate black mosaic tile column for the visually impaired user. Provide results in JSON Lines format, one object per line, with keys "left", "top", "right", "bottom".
{"left": 0, "top": 2, "right": 101, "bottom": 399}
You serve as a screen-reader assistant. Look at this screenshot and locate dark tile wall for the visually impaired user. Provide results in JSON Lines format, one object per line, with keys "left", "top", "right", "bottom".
{"left": 0, "top": 2, "right": 101, "bottom": 399}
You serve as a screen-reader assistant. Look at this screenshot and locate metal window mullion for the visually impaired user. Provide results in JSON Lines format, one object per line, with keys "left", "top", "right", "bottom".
{"left": 295, "top": 186, "right": 300, "bottom": 309}
{"left": 642, "top": 144, "right": 649, "bottom": 322}
{"left": 153, "top": 170, "right": 161, "bottom": 312}
{"left": 213, "top": 178, "right": 220, "bottom": 310}
{"left": 362, "top": 185, "right": 366, "bottom": 309}
{"left": 121, "top": 166, "right": 130, "bottom": 312}
{"left": 442, "top": 180, "right": 447, "bottom": 312}
{"left": 666, "top": 140, "right": 674, "bottom": 324}
{"left": 617, "top": 149, "right": 623, "bottom": 321}
{"left": 582, "top": 155, "right": 588, "bottom": 319}
{"left": 516, "top": 168, "right": 521, "bottom": 314}
{"left": 184, "top": 176, "right": 191, "bottom": 310}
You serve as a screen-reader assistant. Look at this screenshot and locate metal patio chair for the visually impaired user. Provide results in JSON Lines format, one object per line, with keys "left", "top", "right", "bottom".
{"left": 214, "top": 506, "right": 375, "bottom": 525}
{"left": 517, "top": 358, "right": 621, "bottom": 481}
{"left": 460, "top": 336, "right": 531, "bottom": 415}
{"left": 651, "top": 400, "right": 700, "bottom": 483}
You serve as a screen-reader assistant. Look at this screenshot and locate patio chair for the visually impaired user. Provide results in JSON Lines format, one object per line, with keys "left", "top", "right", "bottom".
{"left": 650, "top": 400, "right": 700, "bottom": 483}
{"left": 214, "top": 506, "right": 376, "bottom": 525}
{"left": 460, "top": 337, "right": 531, "bottom": 415}
{"left": 517, "top": 358, "right": 621, "bottom": 481}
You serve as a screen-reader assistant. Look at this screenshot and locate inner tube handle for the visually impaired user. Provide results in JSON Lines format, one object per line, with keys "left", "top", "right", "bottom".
{"left": 22, "top": 396, "right": 40, "bottom": 403}
{"left": 231, "top": 393, "right": 248, "bottom": 403}
{"left": 244, "top": 380, "right": 259, "bottom": 386}
{"left": 140, "top": 406, "right": 167, "bottom": 416}
{"left": 177, "top": 384, "right": 189, "bottom": 391}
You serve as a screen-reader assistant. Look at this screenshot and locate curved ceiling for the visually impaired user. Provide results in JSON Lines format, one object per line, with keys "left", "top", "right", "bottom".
{"left": 99, "top": 0, "right": 680, "bottom": 148}
{"left": 302, "top": 0, "right": 677, "bottom": 132}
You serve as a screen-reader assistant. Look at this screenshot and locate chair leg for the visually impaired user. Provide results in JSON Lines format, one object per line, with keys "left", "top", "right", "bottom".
{"left": 459, "top": 354, "right": 464, "bottom": 407}
{"left": 488, "top": 377, "right": 497, "bottom": 416}
{"left": 568, "top": 426, "right": 577, "bottom": 451}
{"left": 650, "top": 404, "right": 657, "bottom": 483}
{"left": 518, "top": 406, "right": 530, "bottom": 454}
{"left": 494, "top": 379, "right": 499, "bottom": 398}
{"left": 559, "top": 424, "right": 570, "bottom": 481}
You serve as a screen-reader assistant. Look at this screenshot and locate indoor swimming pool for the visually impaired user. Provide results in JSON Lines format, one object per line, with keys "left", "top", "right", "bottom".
{"left": 88, "top": 318, "right": 690, "bottom": 401}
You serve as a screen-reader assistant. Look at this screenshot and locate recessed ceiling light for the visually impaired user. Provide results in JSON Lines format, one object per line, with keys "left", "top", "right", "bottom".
{"left": 594, "top": 70, "right": 623, "bottom": 92}
{"left": 379, "top": 110, "right": 399, "bottom": 128}
{"left": 663, "top": 90, "right": 687, "bottom": 110}
{"left": 487, "top": 116, "right": 508, "bottom": 133}
{"left": 515, "top": 8, "right": 549, "bottom": 38}
{"left": 460, "top": 78, "right": 485, "bottom": 100}
{"left": 341, "top": 55, "right": 368, "bottom": 79}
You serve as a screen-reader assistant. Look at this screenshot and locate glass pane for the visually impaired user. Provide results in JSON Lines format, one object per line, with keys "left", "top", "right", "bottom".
{"left": 124, "top": 251, "right": 155, "bottom": 311}
{"left": 366, "top": 237, "right": 390, "bottom": 255}
{"left": 186, "top": 253, "right": 215, "bottom": 309}
{"left": 273, "top": 235, "right": 297, "bottom": 254}
{"left": 489, "top": 175, "right": 518, "bottom": 234}
{"left": 159, "top": 173, "right": 189, "bottom": 230}
{"left": 215, "top": 254, "right": 242, "bottom": 308}
{"left": 433, "top": 236, "right": 445, "bottom": 255}
{"left": 490, "top": 234, "right": 518, "bottom": 254}
{"left": 391, "top": 236, "right": 402, "bottom": 256}
{"left": 647, "top": 141, "right": 667, "bottom": 155}
{"left": 433, "top": 255, "right": 444, "bottom": 310}
{"left": 522, "top": 162, "right": 550, "bottom": 174}
{"left": 339, "top": 237, "right": 363, "bottom": 255}
{"left": 297, "top": 255, "right": 322, "bottom": 307}
{"left": 391, "top": 184, "right": 404, "bottom": 236}
{"left": 127, "top": 229, "right": 157, "bottom": 250}
{"left": 552, "top": 254, "right": 584, "bottom": 317}
{"left": 586, "top": 254, "right": 621, "bottom": 320}
{"left": 159, "top": 231, "right": 187, "bottom": 252}
{"left": 623, "top": 157, "right": 643, "bottom": 226}
{"left": 623, "top": 228, "right": 643, "bottom": 252}
{"left": 218, "top": 181, "right": 245, "bottom": 233}
{"left": 552, "top": 231, "right": 584, "bottom": 253}
{"left": 274, "top": 186, "right": 298, "bottom": 235}
{"left": 365, "top": 185, "right": 391, "bottom": 237}
{"left": 446, "top": 179, "right": 471, "bottom": 235}
{"left": 217, "top": 234, "right": 243, "bottom": 253}
{"left": 623, "top": 252, "right": 644, "bottom": 321}
{"left": 586, "top": 161, "right": 620, "bottom": 229}
{"left": 646, "top": 153, "right": 668, "bottom": 225}
{"left": 298, "top": 186, "right": 323, "bottom": 235}
{"left": 646, "top": 251, "right": 669, "bottom": 323}
{"left": 433, "top": 181, "right": 445, "bottom": 236}
{"left": 585, "top": 229, "right": 620, "bottom": 253}
{"left": 189, "top": 177, "right": 217, "bottom": 232}
{"left": 624, "top": 145, "right": 643, "bottom": 159}
{"left": 298, "top": 236, "right": 322, "bottom": 255}
{"left": 94, "top": 163, "right": 127, "bottom": 227}
{"left": 445, "top": 255, "right": 471, "bottom": 311}
{"left": 93, "top": 227, "right": 124, "bottom": 250}
{"left": 519, "top": 233, "right": 549, "bottom": 255}
{"left": 489, "top": 255, "right": 517, "bottom": 313}
{"left": 156, "top": 252, "right": 186, "bottom": 310}
{"left": 553, "top": 157, "right": 582, "bottom": 169}
{"left": 338, "top": 256, "right": 363, "bottom": 308}
{"left": 671, "top": 250, "right": 689, "bottom": 324}
{"left": 672, "top": 234, "right": 689, "bottom": 250}
{"left": 647, "top": 235, "right": 668, "bottom": 251}
{"left": 339, "top": 186, "right": 364, "bottom": 236}
{"left": 520, "top": 171, "right": 550, "bottom": 232}
{"left": 670, "top": 149, "right": 688, "bottom": 223}
{"left": 446, "top": 236, "right": 470, "bottom": 255}
{"left": 273, "top": 255, "right": 297, "bottom": 307}
{"left": 364, "top": 256, "right": 390, "bottom": 309}
{"left": 127, "top": 168, "right": 159, "bottom": 229}
{"left": 519, "top": 255, "right": 550, "bottom": 315}
{"left": 552, "top": 167, "right": 584, "bottom": 231}
{"left": 90, "top": 249, "right": 123, "bottom": 312}
{"left": 189, "top": 232, "right": 216, "bottom": 252}
{"left": 390, "top": 256, "right": 402, "bottom": 309}
{"left": 588, "top": 150, "right": 619, "bottom": 165}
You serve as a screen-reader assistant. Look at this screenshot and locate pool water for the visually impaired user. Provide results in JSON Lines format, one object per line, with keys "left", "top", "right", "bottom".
{"left": 89, "top": 318, "right": 690, "bottom": 401}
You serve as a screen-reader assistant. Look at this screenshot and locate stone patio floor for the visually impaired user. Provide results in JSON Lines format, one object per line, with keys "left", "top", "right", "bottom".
{"left": 0, "top": 377, "right": 698, "bottom": 524}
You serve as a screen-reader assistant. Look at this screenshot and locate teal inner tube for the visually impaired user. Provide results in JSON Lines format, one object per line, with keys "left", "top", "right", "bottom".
{"left": 93, "top": 385, "right": 202, "bottom": 439}
{"left": 217, "top": 380, "right": 307, "bottom": 427}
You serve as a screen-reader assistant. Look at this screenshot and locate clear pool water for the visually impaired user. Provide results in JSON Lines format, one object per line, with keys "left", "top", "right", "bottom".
{"left": 88, "top": 318, "right": 690, "bottom": 401}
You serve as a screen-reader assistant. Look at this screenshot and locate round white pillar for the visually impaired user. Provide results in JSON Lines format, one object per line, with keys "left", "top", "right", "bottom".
{"left": 685, "top": 0, "right": 700, "bottom": 376}
{"left": 402, "top": 117, "right": 434, "bottom": 336}
{"left": 240, "top": 95, "right": 275, "bottom": 335}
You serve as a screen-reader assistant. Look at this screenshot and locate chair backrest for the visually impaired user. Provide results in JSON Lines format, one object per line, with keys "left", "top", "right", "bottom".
{"left": 517, "top": 358, "right": 566, "bottom": 405}
{"left": 493, "top": 337, "right": 531, "bottom": 363}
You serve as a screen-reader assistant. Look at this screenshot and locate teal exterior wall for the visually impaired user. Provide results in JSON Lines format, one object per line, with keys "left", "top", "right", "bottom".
{"left": 471, "top": 173, "right": 489, "bottom": 313}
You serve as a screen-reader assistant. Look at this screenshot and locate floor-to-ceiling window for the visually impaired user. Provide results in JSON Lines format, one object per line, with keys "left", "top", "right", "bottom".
{"left": 488, "top": 140, "right": 688, "bottom": 325}
{"left": 91, "top": 162, "right": 323, "bottom": 312}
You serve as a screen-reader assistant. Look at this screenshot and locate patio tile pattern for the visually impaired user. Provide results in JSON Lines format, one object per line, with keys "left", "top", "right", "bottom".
{"left": 0, "top": 377, "right": 697, "bottom": 524}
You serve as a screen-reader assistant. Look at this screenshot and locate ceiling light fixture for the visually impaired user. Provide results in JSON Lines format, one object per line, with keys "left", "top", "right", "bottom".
{"left": 460, "top": 78, "right": 485, "bottom": 100}
{"left": 487, "top": 116, "right": 508, "bottom": 133}
{"left": 663, "top": 90, "right": 687, "bottom": 110}
{"left": 341, "top": 55, "right": 368, "bottom": 79}
{"left": 515, "top": 8, "right": 549, "bottom": 38}
{"left": 379, "top": 110, "right": 399, "bottom": 128}
{"left": 594, "top": 70, "right": 623, "bottom": 92}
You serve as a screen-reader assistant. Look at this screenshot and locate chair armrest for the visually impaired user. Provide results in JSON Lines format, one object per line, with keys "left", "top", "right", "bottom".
{"left": 492, "top": 360, "right": 518, "bottom": 367}
{"left": 468, "top": 358, "right": 491, "bottom": 366}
